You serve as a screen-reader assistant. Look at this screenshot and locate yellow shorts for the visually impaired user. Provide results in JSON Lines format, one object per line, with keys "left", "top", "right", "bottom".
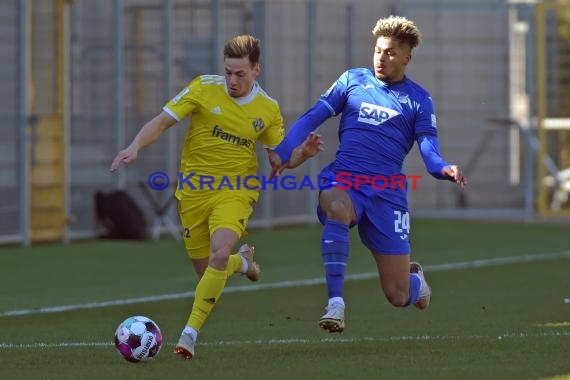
{"left": 178, "top": 190, "right": 258, "bottom": 259}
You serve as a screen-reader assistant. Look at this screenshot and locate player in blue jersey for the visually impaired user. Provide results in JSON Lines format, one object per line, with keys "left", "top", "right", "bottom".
{"left": 269, "top": 15, "right": 466, "bottom": 333}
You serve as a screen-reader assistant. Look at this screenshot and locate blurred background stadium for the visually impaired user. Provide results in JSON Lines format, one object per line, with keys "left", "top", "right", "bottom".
{"left": 2, "top": 0, "right": 570, "bottom": 246}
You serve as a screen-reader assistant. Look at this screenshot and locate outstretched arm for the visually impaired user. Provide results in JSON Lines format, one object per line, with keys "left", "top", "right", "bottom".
{"left": 418, "top": 135, "right": 467, "bottom": 188}
{"left": 110, "top": 111, "right": 177, "bottom": 171}
{"left": 273, "top": 101, "right": 331, "bottom": 163}
{"left": 267, "top": 132, "right": 324, "bottom": 178}
{"left": 269, "top": 101, "right": 332, "bottom": 176}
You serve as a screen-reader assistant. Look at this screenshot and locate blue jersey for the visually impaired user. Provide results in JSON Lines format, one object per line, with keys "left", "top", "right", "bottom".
{"left": 320, "top": 68, "right": 438, "bottom": 176}
{"left": 274, "top": 68, "right": 450, "bottom": 253}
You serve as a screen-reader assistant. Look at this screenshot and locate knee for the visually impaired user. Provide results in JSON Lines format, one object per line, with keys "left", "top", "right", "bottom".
{"left": 325, "top": 200, "right": 352, "bottom": 223}
{"left": 382, "top": 286, "right": 409, "bottom": 307}
{"left": 209, "top": 245, "right": 232, "bottom": 270}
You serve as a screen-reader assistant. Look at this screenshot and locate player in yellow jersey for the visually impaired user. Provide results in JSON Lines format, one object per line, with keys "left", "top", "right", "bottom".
{"left": 110, "top": 35, "right": 322, "bottom": 359}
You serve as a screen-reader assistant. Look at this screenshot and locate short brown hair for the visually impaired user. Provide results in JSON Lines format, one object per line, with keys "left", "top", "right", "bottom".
{"left": 223, "top": 35, "right": 261, "bottom": 65}
{"left": 372, "top": 16, "right": 422, "bottom": 50}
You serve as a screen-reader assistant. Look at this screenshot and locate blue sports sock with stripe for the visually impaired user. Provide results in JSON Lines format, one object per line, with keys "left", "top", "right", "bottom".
{"left": 321, "top": 220, "right": 350, "bottom": 299}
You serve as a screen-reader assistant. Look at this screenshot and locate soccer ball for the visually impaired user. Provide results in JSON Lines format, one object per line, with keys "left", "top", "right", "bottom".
{"left": 114, "top": 315, "right": 163, "bottom": 363}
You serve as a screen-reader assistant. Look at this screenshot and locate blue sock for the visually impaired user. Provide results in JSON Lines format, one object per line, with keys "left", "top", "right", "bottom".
{"left": 406, "top": 273, "right": 421, "bottom": 306}
{"left": 321, "top": 220, "right": 350, "bottom": 299}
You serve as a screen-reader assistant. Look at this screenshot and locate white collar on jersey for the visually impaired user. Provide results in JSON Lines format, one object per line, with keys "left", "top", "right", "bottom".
{"left": 225, "top": 81, "right": 260, "bottom": 105}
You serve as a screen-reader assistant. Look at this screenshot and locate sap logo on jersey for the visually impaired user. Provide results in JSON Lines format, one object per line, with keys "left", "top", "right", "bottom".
{"left": 357, "top": 102, "right": 399, "bottom": 126}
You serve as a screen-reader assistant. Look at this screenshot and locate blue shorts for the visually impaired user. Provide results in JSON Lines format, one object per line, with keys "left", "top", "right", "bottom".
{"left": 317, "top": 165, "right": 411, "bottom": 254}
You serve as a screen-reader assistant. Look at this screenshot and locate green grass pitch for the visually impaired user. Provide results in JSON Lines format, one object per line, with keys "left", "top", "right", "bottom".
{"left": 0, "top": 219, "right": 569, "bottom": 379}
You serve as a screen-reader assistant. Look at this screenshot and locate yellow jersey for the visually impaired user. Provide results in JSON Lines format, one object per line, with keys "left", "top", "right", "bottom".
{"left": 163, "top": 75, "right": 284, "bottom": 199}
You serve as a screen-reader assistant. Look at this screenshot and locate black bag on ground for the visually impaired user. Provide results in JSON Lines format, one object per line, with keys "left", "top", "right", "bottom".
{"left": 95, "top": 190, "right": 148, "bottom": 240}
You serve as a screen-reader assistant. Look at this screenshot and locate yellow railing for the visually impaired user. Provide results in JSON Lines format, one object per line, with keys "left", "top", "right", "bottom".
{"left": 535, "top": 0, "right": 570, "bottom": 216}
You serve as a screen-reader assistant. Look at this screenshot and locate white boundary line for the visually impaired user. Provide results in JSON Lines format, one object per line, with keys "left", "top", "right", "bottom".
{"left": 1, "top": 331, "right": 569, "bottom": 350}
{"left": 2, "top": 250, "right": 570, "bottom": 318}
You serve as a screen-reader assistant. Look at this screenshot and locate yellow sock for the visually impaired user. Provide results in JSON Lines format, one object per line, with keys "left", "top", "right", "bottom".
{"left": 187, "top": 266, "right": 227, "bottom": 331}
{"left": 226, "top": 254, "right": 244, "bottom": 277}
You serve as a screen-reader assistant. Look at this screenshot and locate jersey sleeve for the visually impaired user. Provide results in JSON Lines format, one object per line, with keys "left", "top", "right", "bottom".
{"left": 319, "top": 70, "right": 349, "bottom": 116}
{"left": 418, "top": 135, "right": 449, "bottom": 180}
{"left": 414, "top": 94, "right": 438, "bottom": 139}
{"left": 162, "top": 77, "right": 203, "bottom": 121}
{"left": 273, "top": 101, "right": 331, "bottom": 163}
{"left": 273, "top": 72, "right": 348, "bottom": 162}
{"left": 414, "top": 93, "right": 450, "bottom": 179}
{"left": 259, "top": 109, "right": 285, "bottom": 149}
